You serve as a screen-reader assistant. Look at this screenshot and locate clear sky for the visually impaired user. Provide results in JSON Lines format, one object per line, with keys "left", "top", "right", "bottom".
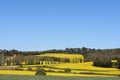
{"left": 0, "top": 0, "right": 120, "bottom": 51}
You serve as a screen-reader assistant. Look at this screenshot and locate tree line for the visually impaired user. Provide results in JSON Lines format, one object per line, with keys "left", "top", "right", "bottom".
{"left": 0, "top": 48, "right": 120, "bottom": 61}
{"left": 0, "top": 47, "right": 120, "bottom": 68}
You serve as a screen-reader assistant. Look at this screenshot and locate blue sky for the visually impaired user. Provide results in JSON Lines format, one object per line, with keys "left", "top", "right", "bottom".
{"left": 0, "top": 0, "right": 120, "bottom": 51}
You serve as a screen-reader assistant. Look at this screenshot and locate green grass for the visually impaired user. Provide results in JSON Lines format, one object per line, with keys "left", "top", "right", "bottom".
{"left": 0, "top": 75, "right": 119, "bottom": 80}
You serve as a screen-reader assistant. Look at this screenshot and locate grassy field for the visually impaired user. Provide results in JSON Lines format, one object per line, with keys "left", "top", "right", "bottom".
{"left": 0, "top": 75, "right": 119, "bottom": 80}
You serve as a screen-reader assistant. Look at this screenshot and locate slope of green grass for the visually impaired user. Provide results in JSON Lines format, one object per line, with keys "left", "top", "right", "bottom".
{"left": 0, "top": 75, "right": 119, "bottom": 80}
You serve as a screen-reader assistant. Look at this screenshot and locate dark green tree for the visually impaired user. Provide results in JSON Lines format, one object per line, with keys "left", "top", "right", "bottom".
{"left": 118, "top": 59, "right": 120, "bottom": 69}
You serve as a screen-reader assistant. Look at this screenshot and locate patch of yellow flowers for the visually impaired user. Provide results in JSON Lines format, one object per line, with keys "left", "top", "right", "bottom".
{"left": 0, "top": 53, "right": 120, "bottom": 77}
{"left": 0, "top": 70, "right": 35, "bottom": 75}
{"left": 0, "top": 61, "right": 120, "bottom": 76}
{"left": 37, "top": 53, "right": 84, "bottom": 60}
{"left": 46, "top": 72, "right": 116, "bottom": 77}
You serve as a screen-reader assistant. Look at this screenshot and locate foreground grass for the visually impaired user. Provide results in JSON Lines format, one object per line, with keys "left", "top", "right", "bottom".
{"left": 0, "top": 75, "right": 119, "bottom": 80}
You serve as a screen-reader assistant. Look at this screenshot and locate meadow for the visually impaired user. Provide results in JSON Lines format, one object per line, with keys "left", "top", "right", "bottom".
{"left": 0, "top": 75, "right": 119, "bottom": 80}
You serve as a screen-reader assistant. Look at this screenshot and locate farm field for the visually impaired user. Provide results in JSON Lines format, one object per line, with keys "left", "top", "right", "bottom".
{"left": 0, "top": 75, "right": 119, "bottom": 80}
{"left": 0, "top": 53, "right": 120, "bottom": 79}
{"left": 36, "top": 53, "right": 84, "bottom": 59}
{"left": 0, "top": 70, "right": 35, "bottom": 75}
{"left": 46, "top": 62, "right": 120, "bottom": 76}
{"left": 1, "top": 62, "right": 120, "bottom": 77}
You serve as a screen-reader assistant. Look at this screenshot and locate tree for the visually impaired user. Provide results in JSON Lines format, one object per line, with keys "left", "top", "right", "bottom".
{"left": 118, "top": 59, "right": 120, "bottom": 69}
{"left": 64, "top": 68, "right": 71, "bottom": 73}
{"left": 0, "top": 51, "right": 5, "bottom": 66}
{"left": 35, "top": 68, "right": 46, "bottom": 75}
{"left": 81, "top": 47, "right": 88, "bottom": 54}
{"left": 10, "top": 49, "right": 19, "bottom": 54}
{"left": 93, "top": 56, "right": 112, "bottom": 68}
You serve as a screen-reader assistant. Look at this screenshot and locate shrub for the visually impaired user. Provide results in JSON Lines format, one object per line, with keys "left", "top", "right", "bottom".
{"left": 20, "top": 64, "right": 23, "bottom": 68}
{"left": 27, "top": 67, "right": 32, "bottom": 71}
{"left": 93, "top": 56, "right": 112, "bottom": 68}
{"left": 64, "top": 68, "right": 71, "bottom": 73}
{"left": 118, "top": 59, "right": 120, "bottom": 69}
{"left": 35, "top": 68, "right": 46, "bottom": 75}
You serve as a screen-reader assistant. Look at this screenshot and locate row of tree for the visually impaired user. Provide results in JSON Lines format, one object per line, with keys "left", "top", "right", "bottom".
{"left": 1, "top": 47, "right": 120, "bottom": 55}
{"left": 1, "top": 48, "right": 120, "bottom": 61}
{"left": 0, "top": 47, "right": 120, "bottom": 68}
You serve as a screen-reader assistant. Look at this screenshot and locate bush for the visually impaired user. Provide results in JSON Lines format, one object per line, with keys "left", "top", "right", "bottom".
{"left": 35, "top": 68, "right": 46, "bottom": 75}
{"left": 64, "top": 68, "right": 71, "bottom": 73}
{"left": 27, "top": 67, "right": 32, "bottom": 71}
{"left": 118, "top": 59, "right": 120, "bottom": 69}
{"left": 93, "top": 56, "right": 112, "bottom": 68}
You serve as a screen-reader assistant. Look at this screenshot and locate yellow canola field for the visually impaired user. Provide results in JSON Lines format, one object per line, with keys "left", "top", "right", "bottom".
{"left": 112, "top": 60, "right": 117, "bottom": 63}
{"left": 0, "top": 61, "right": 120, "bottom": 77}
{"left": 46, "top": 72, "right": 116, "bottom": 77}
{"left": 36, "top": 53, "right": 84, "bottom": 59}
{"left": 47, "top": 62, "right": 120, "bottom": 76}
{"left": 0, "top": 70, "right": 35, "bottom": 75}
{"left": 49, "top": 62, "right": 119, "bottom": 71}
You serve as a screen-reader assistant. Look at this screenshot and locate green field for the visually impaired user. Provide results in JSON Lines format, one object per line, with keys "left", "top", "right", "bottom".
{"left": 0, "top": 75, "right": 119, "bottom": 80}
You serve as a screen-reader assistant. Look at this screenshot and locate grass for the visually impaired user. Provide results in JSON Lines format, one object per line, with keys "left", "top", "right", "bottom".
{"left": 0, "top": 75, "right": 119, "bottom": 80}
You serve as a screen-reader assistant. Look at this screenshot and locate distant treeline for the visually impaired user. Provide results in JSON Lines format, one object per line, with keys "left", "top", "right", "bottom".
{"left": 0, "top": 47, "right": 120, "bottom": 68}
{"left": 0, "top": 47, "right": 120, "bottom": 61}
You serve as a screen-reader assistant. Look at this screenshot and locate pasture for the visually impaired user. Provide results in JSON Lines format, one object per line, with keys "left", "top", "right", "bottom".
{"left": 0, "top": 75, "right": 119, "bottom": 80}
